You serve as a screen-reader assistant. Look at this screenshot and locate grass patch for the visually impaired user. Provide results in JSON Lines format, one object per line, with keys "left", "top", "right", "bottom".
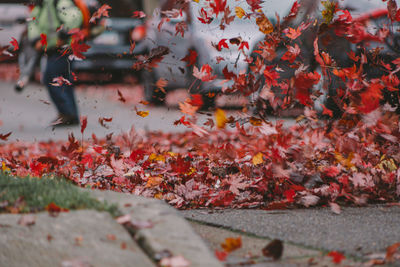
{"left": 0, "top": 173, "right": 120, "bottom": 217}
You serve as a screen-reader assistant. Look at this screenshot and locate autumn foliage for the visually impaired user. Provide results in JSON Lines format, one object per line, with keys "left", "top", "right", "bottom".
{"left": 1, "top": 0, "right": 400, "bottom": 210}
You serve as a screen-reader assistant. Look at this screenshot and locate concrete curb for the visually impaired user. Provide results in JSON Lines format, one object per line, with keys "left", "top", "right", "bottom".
{"left": 89, "top": 189, "right": 223, "bottom": 267}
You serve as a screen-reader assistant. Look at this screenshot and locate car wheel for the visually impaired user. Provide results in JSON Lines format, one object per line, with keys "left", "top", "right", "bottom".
{"left": 142, "top": 70, "right": 165, "bottom": 105}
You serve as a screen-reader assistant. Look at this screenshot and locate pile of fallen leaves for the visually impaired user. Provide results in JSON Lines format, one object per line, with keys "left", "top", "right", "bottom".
{"left": 1, "top": 106, "right": 399, "bottom": 211}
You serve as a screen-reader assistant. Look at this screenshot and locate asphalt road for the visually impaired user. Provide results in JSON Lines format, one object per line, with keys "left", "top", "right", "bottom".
{"left": 182, "top": 205, "right": 400, "bottom": 259}
{"left": 0, "top": 81, "right": 212, "bottom": 141}
{"left": 0, "top": 80, "right": 295, "bottom": 142}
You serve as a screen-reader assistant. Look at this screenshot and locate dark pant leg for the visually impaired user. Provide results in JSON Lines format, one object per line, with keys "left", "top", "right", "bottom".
{"left": 43, "top": 53, "right": 79, "bottom": 119}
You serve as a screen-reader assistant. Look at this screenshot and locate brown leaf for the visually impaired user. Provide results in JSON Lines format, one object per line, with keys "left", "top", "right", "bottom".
{"left": 0, "top": 132, "right": 12, "bottom": 141}
{"left": 262, "top": 239, "right": 283, "bottom": 260}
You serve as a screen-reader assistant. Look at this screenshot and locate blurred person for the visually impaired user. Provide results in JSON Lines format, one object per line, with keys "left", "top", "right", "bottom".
{"left": 27, "top": 0, "right": 83, "bottom": 126}
{"left": 15, "top": 29, "right": 40, "bottom": 93}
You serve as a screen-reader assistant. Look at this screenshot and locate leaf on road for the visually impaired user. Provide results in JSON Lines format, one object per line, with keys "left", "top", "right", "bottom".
{"left": 221, "top": 237, "right": 242, "bottom": 252}
{"left": 262, "top": 239, "right": 283, "bottom": 260}
{"left": 327, "top": 251, "right": 345, "bottom": 264}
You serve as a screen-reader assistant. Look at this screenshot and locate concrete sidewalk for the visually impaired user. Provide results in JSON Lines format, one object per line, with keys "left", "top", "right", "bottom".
{"left": 0, "top": 189, "right": 222, "bottom": 267}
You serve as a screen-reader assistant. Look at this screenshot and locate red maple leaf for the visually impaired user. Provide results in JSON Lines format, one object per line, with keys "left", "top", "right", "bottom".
{"left": 89, "top": 4, "right": 111, "bottom": 23}
{"left": 210, "top": 0, "right": 227, "bottom": 15}
{"left": 197, "top": 8, "right": 213, "bottom": 24}
{"left": 246, "top": 0, "right": 264, "bottom": 12}
{"left": 263, "top": 66, "right": 280, "bottom": 87}
{"left": 189, "top": 94, "right": 204, "bottom": 108}
{"left": 40, "top": 33, "right": 47, "bottom": 48}
{"left": 10, "top": 37, "right": 19, "bottom": 51}
{"left": 193, "top": 64, "right": 216, "bottom": 82}
{"left": 294, "top": 71, "right": 320, "bottom": 106}
{"left": 30, "top": 160, "right": 46, "bottom": 177}
{"left": 45, "top": 202, "right": 69, "bottom": 213}
{"left": 181, "top": 49, "right": 198, "bottom": 66}
{"left": 129, "top": 41, "right": 136, "bottom": 54}
{"left": 175, "top": 21, "right": 188, "bottom": 37}
{"left": 131, "top": 11, "right": 146, "bottom": 18}
{"left": 283, "top": 27, "right": 302, "bottom": 40}
{"left": 359, "top": 81, "right": 384, "bottom": 113}
{"left": 80, "top": 116, "right": 87, "bottom": 134}
{"left": 281, "top": 44, "right": 300, "bottom": 63}
{"left": 284, "top": 189, "right": 296, "bottom": 203}
{"left": 327, "top": 251, "right": 345, "bottom": 264}
{"left": 217, "top": 39, "right": 229, "bottom": 51}
{"left": 215, "top": 250, "right": 228, "bottom": 261}
{"left": 210, "top": 190, "right": 236, "bottom": 206}
{"left": 129, "top": 149, "right": 146, "bottom": 162}
{"left": 238, "top": 41, "right": 249, "bottom": 51}
{"left": 287, "top": 1, "right": 300, "bottom": 18}
{"left": 70, "top": 40, "right": 90, "bottom": 59}
{"left": 320, "top": 104, "right": 333, "bottom": 117}
{"left": 171, "top": 155, "right": 191, "bottom": 174}
{"left": 222, "top": 66, "right": 236, "bottom": 80}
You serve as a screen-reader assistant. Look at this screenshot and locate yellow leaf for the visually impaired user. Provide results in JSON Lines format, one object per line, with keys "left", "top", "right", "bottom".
{"left": 321, "top": 0, "right": 337, "bottom": 24}
{"left": 148, "top": 153, "right": 165, "bottom": 162}
{"left": 154, "top": 192, "right": 163, "bottom": 199}
{"left": 252, "top": 152, "right": 264, "bottom": 165}
{"left": 334, "top": 152, "right": 355, "bottom": 169}
{"left": 215, "top": 108, "right": 227, "bottom": 129}
{"left": 2, "top": 162, "right": 10, "bottom": 172}
{"left": 192, "top": 0, "right": 199, "bottom": 2}
{"left": 235, "top": 6, "right": 245, "bottom": 18}
{"left": 136, "top": 110, "right": 149, "bottom": 117}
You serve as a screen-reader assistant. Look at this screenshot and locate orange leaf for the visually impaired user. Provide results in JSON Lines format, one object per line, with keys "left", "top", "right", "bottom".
{"left": 256, "top": 13, "right": 273, "bottom": 34}
{"left": 136, "top": 110, "right": 149, "bottom": 117}
{"left": 252, "top": 152, "right": 264, "bottom": 165}
{"left": 45, "top": 202, "right": 69, "bottom": 213}
{"left": 386, "top": 242, "right": 400, "bottom": 262}
{"left": 221, "top": 237, "right": 242, "bottom": 252}
{"left": 156, "top": 78, "right": 168, "bottom": 89}
{"left": 235, "top": 6, "right": 245, "bottom": 18}
{"left": 146, "top": 176, "right": 163, "bottom": 188}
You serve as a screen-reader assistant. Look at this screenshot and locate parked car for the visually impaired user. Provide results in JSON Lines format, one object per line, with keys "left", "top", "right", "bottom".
{"left": 73, "top": 0, "right": 147, "bottom": 80}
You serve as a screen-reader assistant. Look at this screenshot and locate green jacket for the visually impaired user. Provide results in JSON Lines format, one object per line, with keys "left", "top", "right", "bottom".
{"left": 28, "top": 0, "right": 83, "bottom": 50}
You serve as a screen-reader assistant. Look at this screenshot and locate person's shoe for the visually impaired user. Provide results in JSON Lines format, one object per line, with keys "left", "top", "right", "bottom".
{"left": 15, "top": 76, "right": 29, "bottom": 93}
{"left": 14, "top": 80, "right": 25, "bottom": 93}
{"left": 51, "top": 114, "right": 80, "bottom": 128}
